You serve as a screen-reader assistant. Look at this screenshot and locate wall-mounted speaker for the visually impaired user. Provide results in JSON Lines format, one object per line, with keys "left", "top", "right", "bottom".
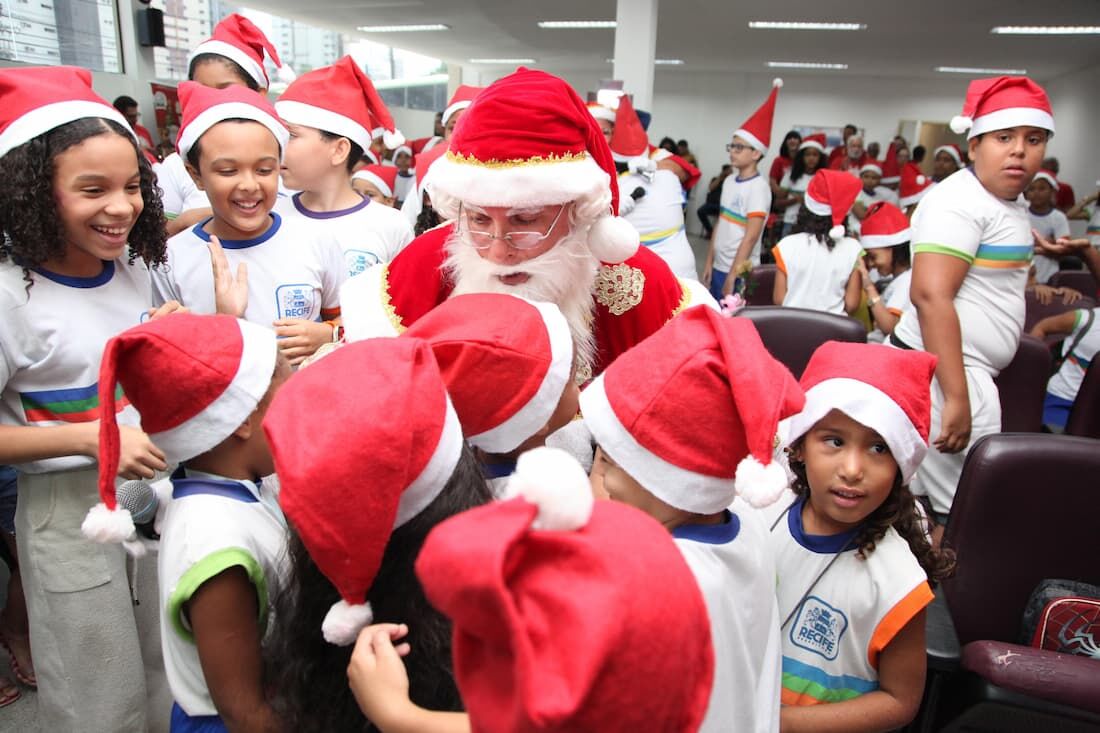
{"left": 136, "top": 8, "right": 166, "bottom": 48}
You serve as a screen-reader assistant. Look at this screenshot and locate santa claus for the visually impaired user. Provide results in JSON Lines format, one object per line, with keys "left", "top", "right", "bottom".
{"left": 340, "top": 68, "right": 715, "bottom": 378}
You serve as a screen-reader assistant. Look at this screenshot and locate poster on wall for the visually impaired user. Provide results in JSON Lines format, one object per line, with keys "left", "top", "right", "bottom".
{"left": 150, "top": 82, "right": 180, "bottom": 153}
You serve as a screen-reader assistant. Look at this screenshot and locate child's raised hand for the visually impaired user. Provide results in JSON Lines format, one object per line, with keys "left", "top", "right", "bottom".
{"left": 1032, "top": 229, "right": 1090, "bottom": 257}
{"left": 347, "top": 623, "right": 413, "bottom": 728}
{"left": 116, "top": 425, "right": 168, "bottom": 479}
{"left": 273, "top": 318, "right": 333, "bottom": 366}
{"left": 147, "top": 300, "right": 189, "bottom": 321}
{"left": 208, "top": 236, "right": 248, "bottom": 317}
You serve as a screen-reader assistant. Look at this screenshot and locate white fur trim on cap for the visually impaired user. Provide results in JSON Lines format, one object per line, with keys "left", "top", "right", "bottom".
{"left": 188, "top": 39, "right": 267, "bottom": 89}
{"left": 0, "top": 100, "right": 134, "bottom": 159}
{"left": 587, "top": 105, "right": 616, "bottom": 123}
{"left": 784, "top": 377, "right": 927, "bottom": 484}
{"left": 799, "top": 139, "right": 826, "bottom": 152}
{"left": 933, "top": 145, "right": 963, "bottom": 167}
{"left": 177, "top": 101, "right": 289, "bottom": 160}
{"left": 275, "top": 99, "right": 371, "bottom": 152}
{"left": 968, "top": 107, "right": 1054, "bottom": 140}
{"left": 468, "top": 300, "right": 574, "bottom": 454}
{"left": 430, "top": 151, "right": 609, "bottom": 212}
{"left": 588, "top": 214, "right": 640, "bottom": 263}
{"left": 322, "top": 599, "right": 374, "bottom": 646}
{"left": 340, "top": 264, "right": 403, "bottom": 342}
{"left": 351, "top": 169, "right": 393, "bottom": 198}
{"left": 861, "top": 229, "right": 911, "bottom": 248}
{"left": 732, "top": 128, "right": 768, "bottom": 154}
{"left": 860, "top": 161, "right": 883, "bottom": 175}
{"left": 803, "top": 191, "right": 831, "bottom": 217}
{"left": 442, "top": 100, "right": 473, "bottom": 127}
{"left": 1032, "top": 171, "right": 1059, "bottom": 190}
{"left": 505, "top": 446, "right": 593, "bottom": 530}
{"left": 899, "top": 188, "right": 929, "bottom": 209}
{"left": 580, "top": 375, "right": 736, "bottom": 514}
{"left": 150, "top": 319, "right": 277, "bottom": 464}
{"left": 393, "top": 396, "right": 462, "bottom": 527}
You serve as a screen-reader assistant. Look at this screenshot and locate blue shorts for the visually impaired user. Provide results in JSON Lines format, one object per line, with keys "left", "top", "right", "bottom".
{"left": 1042, "top": 392, "right": 1075, "bottom": 430}
{"left": 709, "top": 270, "right": 728, "bottom": 301}
{"left": 0, "top": 466, "right": 16, "bottom": 535}
{"left": 171, "top": 703, "right": 228, "bottom": 733}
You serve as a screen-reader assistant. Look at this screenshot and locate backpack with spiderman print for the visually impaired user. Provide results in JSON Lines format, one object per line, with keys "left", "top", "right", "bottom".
{"left": 1019, "top": 578, "right": 1100, "bottom": 660}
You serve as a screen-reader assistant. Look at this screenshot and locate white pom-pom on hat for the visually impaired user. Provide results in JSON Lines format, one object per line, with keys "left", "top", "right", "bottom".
{"left": 949, "top": 115, "right": 972, "bottom": 135}
{"left": 322, "top": 599, "right": 374, "bottom": 646}
{"left": 828, "top": 224, "right": 846, "bottom": 241}
{"left": 587, "top": 214, "right": 640, "bottom": 264}
{"left": 382, "top": 128, "right": 405, "bottom": 149}
{"left": 916, "top": 175, "right": 926, "bottom": 186}
{"left": 506, "top": 446, "right": 594, "bottom": 531}
{"left": 81, "top": 503, "right": 136, "bottom": 544}
{"left": 772, "top": 78, "right": 784, "bottom": 88}
{"left": 734, "top": 455, "right": 790, "bottom": 508}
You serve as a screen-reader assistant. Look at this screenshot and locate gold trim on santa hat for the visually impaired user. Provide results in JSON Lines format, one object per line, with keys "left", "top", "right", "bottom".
{"left": 445, "top": 149, "right": 591, "bottom": 169}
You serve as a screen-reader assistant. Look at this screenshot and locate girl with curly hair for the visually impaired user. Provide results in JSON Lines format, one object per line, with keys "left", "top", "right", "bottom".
{"left": 0, "top": 66, "right": 174, "bottom": 731}
{"left": 765, "top": 341, "right": 954, "bottom": 733}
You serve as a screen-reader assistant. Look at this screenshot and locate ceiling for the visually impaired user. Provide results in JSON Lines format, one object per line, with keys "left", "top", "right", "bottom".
{"left": 248, "top": 0, "right": 1100, "bottom": 81}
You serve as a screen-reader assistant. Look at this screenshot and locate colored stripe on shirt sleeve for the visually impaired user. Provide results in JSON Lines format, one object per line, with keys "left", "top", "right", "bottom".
{"left": 780, "top": 656, "right": 879, "bottom": 706}
{"left": 867, "top": 581, "right": 933, "bottom": 668}
{"left": 746, "top": 211, "right": 768, "bottom": 219}
{"left": 913, "top": 243, "right": 975, "bottom": 264}
{"left": 320, "top": 307, "right": 341, "bottom": 320}
{"left": 168, "top": 547, "right": 268, "bottom": 643}
{"left": 773, "top": 247, "right": 787, "bottom": 274}
{"left": 21, "top": 383, "right": 128, "bottom": 424}
{"left": 972, "top": 243, "right": 1033, "bottom": 269}
{"left": 720, "top": 207, "right": 747, "bottom": 226}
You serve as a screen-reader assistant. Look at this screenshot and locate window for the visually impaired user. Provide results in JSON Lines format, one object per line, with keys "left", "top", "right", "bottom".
{"left": 0, "top": 0, "right": 122, "bottom": 72}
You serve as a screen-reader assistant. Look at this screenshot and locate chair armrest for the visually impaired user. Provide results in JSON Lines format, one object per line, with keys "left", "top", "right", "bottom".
{"left": 925, "top": 588, "right": 961, "bottom": 671}
{"left": 962, "top": 640, "right": 1100, "bottom": 715}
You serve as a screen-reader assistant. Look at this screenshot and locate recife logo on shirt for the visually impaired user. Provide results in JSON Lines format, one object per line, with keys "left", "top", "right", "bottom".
{"left": 791, "top": 596, "right": 848, "bottom": 660}
{"left": 345, "top": 249, "right": 381, "bottom": 276}
{"left": 275, "top": 283, "right": 317, "bottom": 320}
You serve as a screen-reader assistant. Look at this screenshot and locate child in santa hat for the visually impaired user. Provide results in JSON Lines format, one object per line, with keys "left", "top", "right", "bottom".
{"left": 890, "top": 76, "right": 1084, "bottom": 543}
{"left": 773, "top": 169, "right": 865, "bottom": 315}
{"left": 347, "top": 447, "right": 715, "bottom": 733}
{"left": 261, "top": 337, "right": 492, "bottom": 733}
{"left": 1026, "top": 170, "right": 1073, "bottom": 285}
{"left": 932, "top": 143, "right": 965, "bottom": 183}
{"left": 580, "top": 305, "right": 804, "bottom": 733}
{"left": 0, "top": 65, "right": 175, "bottom": 730}
{"left": 766, "top": 341, "right": 953, "bottom": 730}
{"left": 275, "top": 56, "right": 413, "bottom": 277}
{"left": 352, "top": 164, "right": 400, "bottom": 208}
{"left": 158, "top": 13, "right": 287, "bottom": 234}
{"left": 777, "top": 133, "right": 827, "bottom": 238}
{"left": 704, "top": 79, "right": 781, "bottom": 299}
{"left": 82, "top": 313, "right": 291, "bottom": 732}
{"left": 150, "top": 81, "right": 348, "bottom": 366}
{"left": 858, "top": 202, "right": 913, "bottom": 342}
{"left": 848, "top": 160, "right": 899, "bottom": 236}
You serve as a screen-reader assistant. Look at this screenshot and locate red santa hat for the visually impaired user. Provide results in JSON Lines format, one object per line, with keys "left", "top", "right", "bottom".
{"left": 392, "top": 143, "right": 413, "bottom": 159}
{"left": 880, "top": 142, "right": 901, "bottom": 184}
{"left": 899, "top": 163, "right": 933, "bottom": 208}
{"left": 352, "top": 164, "right": 397, "bottom": 198}
{"left": 176, "top": 80, "right": 288, "bottom": 160}
{"left": 950, "top": 76, "right": 1054, "bottom": 139}
{"left": 609, "top": 93, "right": 649, "bottom": 161}
{"left": 275, "top": 55, "right": 403, "bottom": 151}
{"left": 82, "top": 314, "right": 277, "bottom": 545}
{"left": 429, "top": 68, "right": 639, "bottom": 264}
{"left": 859, "top": 160, "right": 884, "bottom": 176}
{"left": 410, "top": 136, "right": 442, "bottom": 155}
{"left": 804, "top": 169, "right": 863, "bottom": 241}
{"left": 933, "top": 143, "right": 964, "bottom": 167}
{"left": 859, "top": 202, "right": 911, "bottom": 248}
{"left": 415, "top": 447, "right": 714, "bottom": 732}
{"left": 0, "top": 66, "right": 133, "bottom": 159}
{"left": 784, "top": 341, "right": 937, "bottom": 484}
{"left": 187, "top": 13, "right": 285, "bottom": 90}
{"left": 403, "top": 294, "right": 573, "bottom": 453}
{"left": 580, "top": 305, "right": 805, "bottom": 510}
{"left": 733, "top": 78, "right": 782, "bottom": 154}
{"left": 414, "top": 142, "right": 448, "bottom": 199}
{"left": 799, "top": 132, "right": 827, "bottom": 152}
{"left": 649, "top": 147, "right": 703, "bottom": 190}
{"left": 442, "top": 84, "right": 484, "bottom": 127}
{"left": 263, "top": 337, "right": 463, "bottom": 646}
{"left": 1032, "top": 169, "right": 1060, "bottom": 190}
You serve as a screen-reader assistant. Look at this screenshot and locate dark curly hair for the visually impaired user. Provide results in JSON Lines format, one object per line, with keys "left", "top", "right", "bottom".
{"left": 187, "top": 54, "right": 261, "bottom": 91}
{"left": 787, "top": 437, "right": 955, "bottom": 582}
{"left": 792, "top": 205, "right": 841, "bottom": 249}
{"left": 0, "top": 118, "right": 167, "bottom": 280}
{"left": 415, "top": 196, "right": 442, "bottom": 236}
{"left": 265, "top": 443, "right": 492, "bottom": 732}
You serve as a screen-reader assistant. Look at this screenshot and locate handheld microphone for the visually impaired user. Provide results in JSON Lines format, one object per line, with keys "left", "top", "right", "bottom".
{"left": 630, "top": 186, "right": 646, "bottom": 201}
{"left": 116, "top": 479, "right": 160, "bottom": 541}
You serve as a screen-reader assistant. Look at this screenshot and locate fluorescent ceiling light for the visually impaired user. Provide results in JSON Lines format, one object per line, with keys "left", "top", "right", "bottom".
{"left": 749, "top": 21, "right": 866, "bottom": 31}
{"left": 537, "top": 20, "right": 616, "bottom": 29}
{"left": 990, "top": 25, "right": 1100, "bottom": 35}
{"left": 654, "top": 59, "right": 685, "bottom": 65}
{"left": 469, "top": 58, "right": 535, "bottom": 64}
{"left": 357, "top": 23, "right": 449, "bottom": 32}
{"left": 767, "top": 61, "right": 848, "bottom": 70}
{"left": 935, "top": 65, "right": 1028, "bottom": 75}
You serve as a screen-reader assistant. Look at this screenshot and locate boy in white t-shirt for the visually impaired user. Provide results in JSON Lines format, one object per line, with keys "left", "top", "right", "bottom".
{"left": 1032, "top": 307, "right": 1100, "bottom": 430}
{"left": 274, "top": 57, "right": 414, "bottom": 278}
{"left": 1027, "top": 170, "right": 1072, "bottom": 283}
{"left": 150, "top": 82, "right": 347, "bottom": 366}
{"left": 582, "top": 306, "right": 805, "bottom": 733}
{"left": 704, "top": 80, "right": 781, "bottom": 299}
{"left": 1065, "top": 181, "right": 1100, "bottom": 249}
{"left": 849, "top": 160, "right": 899, "bottom": 236}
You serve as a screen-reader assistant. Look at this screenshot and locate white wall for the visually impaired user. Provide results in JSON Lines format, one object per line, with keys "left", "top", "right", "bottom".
{"left": 1042, "top": 63, "right": 1100, "bottom": 234}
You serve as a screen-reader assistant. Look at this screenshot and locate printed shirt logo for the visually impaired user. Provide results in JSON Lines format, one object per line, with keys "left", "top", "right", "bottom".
{"left": 791, "top": 595, "right": 848, "bottom": 660}
{"left": 275, "top": 283, "right": 318, "bottom": 320}
{"left": 345, "top": 249, "right": 381, "bottom": 277}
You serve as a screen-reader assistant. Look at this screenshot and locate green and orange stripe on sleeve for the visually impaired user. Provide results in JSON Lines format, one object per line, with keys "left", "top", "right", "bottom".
{"left": 20, "top": 383, "right": 128, "bottom": 424}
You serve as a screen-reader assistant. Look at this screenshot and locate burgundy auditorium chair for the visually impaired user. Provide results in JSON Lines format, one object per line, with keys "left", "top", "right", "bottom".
{"left": 734, "top": 306, "right": 866, "bottom": 378}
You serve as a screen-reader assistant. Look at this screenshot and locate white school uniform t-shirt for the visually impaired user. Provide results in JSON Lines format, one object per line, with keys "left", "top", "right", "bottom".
{"left": 773, "top": 233, "right": 862, "bottom": 315}
{"left": 674, "top": 503, "right": 781, "bottom": 733}
{"left": 394, "top": 171, "right": 415, "bottom": 205}
{"left": 762, "top": 495, "right": 932, "bottom": 707}
{"left": 893, "top": 168, "right": 1032, "bottom": 374}
{"left": 1087, "top": 207, "right": 1100, "bottom": 247}
{"left": 713, "top": 173, "right": 771, "bottom": 272}
{"left": 274, "top": 193, "right": 414, "bottom": 277}
{"left": 1047, "top": 307, "right": 1100, "bottom": 401}
{"left": 849, "top": 186, "right": 900, "bottom": 236}
{"left": 152, "top": 213, "right": 347, "bottom": 328}
{"left": 0, "top": 258, "right": 148, "bottom": 473}
{"left": 620, "top": 169, "right": 698, "bottom": 280}
{"left": 780, "top": 169, "right": 812, "bottom": 225}
{"left": 1028, "top": 207, "right": 1071, "bottom": 283}
{"left": 154, "top": 153, "right": 209, "bottom": 219}
{"left": 159, "top": 473, "right": 288, "bottom": 716}
{"left": 868, "top": 269, "right": 912, "bottom": 343}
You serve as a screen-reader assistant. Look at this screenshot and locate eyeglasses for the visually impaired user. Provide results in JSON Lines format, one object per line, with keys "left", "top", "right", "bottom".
{"left": 726, "top": 143, "right": 751, "bottom": 153}
{"left": 458, "top": 203, "right": 568, "bottom": 250}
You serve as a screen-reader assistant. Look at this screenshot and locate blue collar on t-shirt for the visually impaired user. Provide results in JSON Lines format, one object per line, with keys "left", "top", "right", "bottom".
{"left": 31, "top": 259, "right": 116, "bottom": 288}
{"left": 787, "top": 495, "right": 861, "bottom": 554}
{"left": 172, "top": 476, "right": 259, "bottom": 504}
{"left": 735, "top": 173, "right": 760, "bottom": 183}
{"left": 291, "top": 191, "right": 370, "bottom": 220}
{"left": 191, "top": 212, "right": 282, "bottom": 249}
{"left": 672, "top": 509, "right": 741, "bottom": 545}
{"left": 480, "top": 459, "right": 517, "bottom": 480}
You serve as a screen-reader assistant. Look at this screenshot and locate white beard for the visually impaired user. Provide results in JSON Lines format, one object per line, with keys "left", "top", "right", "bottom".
{"left": 444, "top": 228, "right": 599, "bottom": 374}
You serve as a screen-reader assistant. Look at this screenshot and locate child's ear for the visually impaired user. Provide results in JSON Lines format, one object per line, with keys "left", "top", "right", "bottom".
{"left": 331, "top": 137, "right": 352, "bottom": 168}
{"left": 231, "top": 410, "right": 260, "bottom": 440}
{"left": 185, "top": 161, "right": 206, "bottom": 192}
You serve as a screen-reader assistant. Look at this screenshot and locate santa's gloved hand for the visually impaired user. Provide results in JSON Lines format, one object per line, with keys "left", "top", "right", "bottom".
{"left": 618, "top": 193, "right": 638, "bottom": 216}
{"left": 628, "top": 157, "right": 657, "bottom": 178}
